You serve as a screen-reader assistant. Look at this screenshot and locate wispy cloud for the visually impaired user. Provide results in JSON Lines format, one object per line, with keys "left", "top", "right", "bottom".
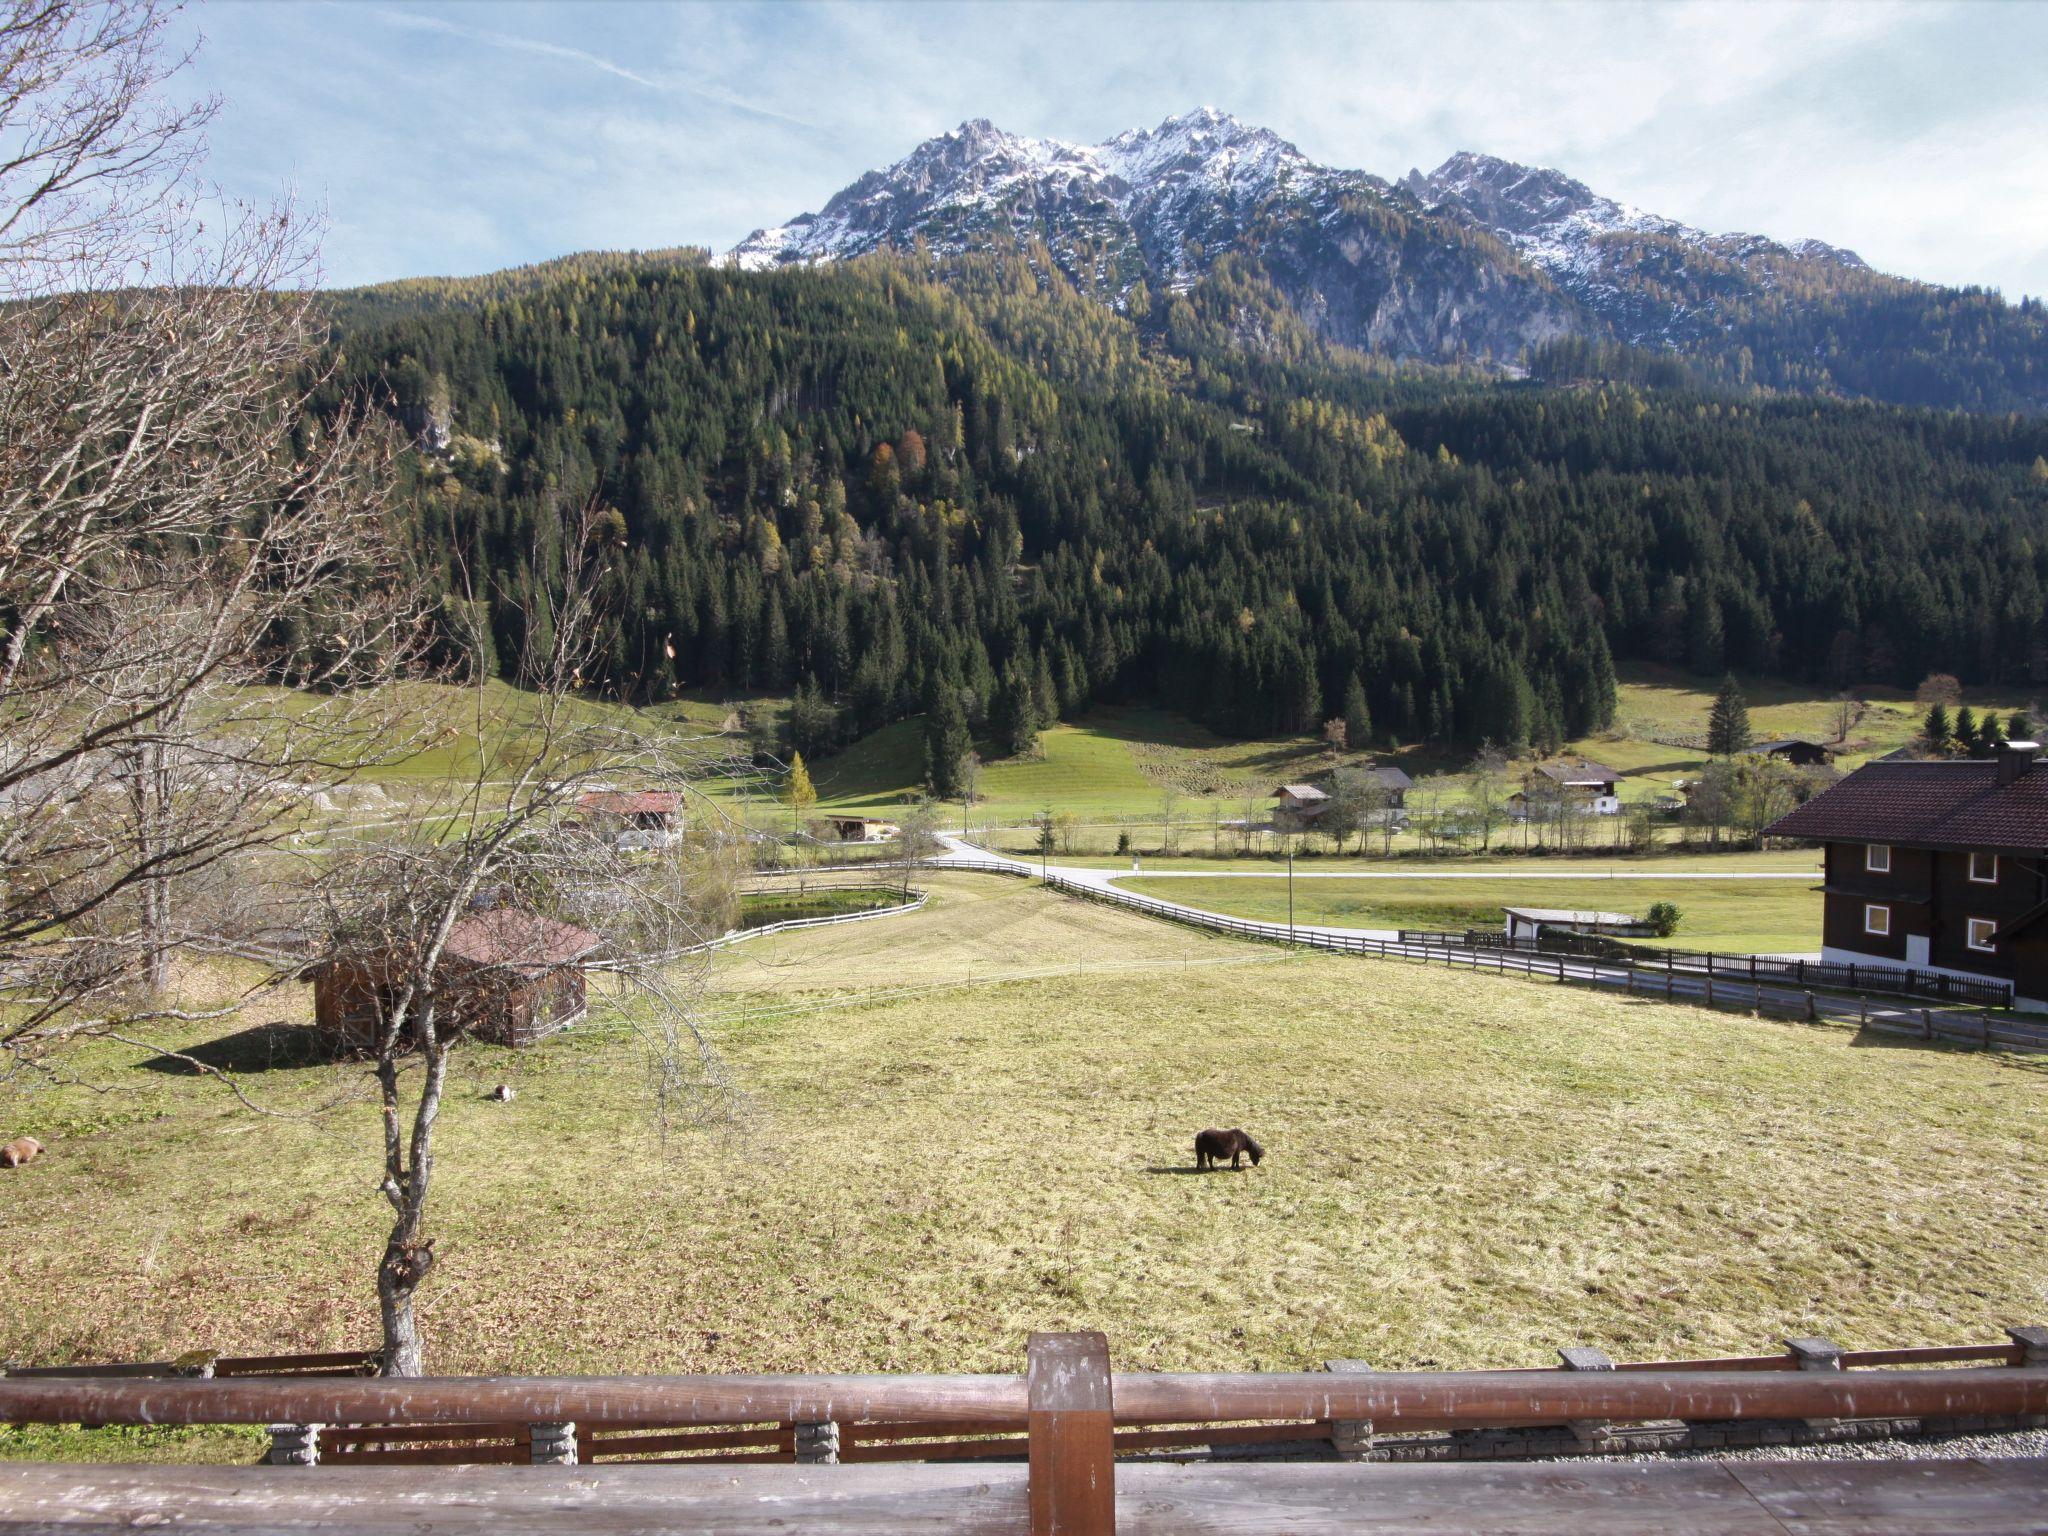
{"left": 367, "top": 5, "right": 818, "bottom": 129}
{"left": 372, "top": 7, "right": 664, "bottom": 89}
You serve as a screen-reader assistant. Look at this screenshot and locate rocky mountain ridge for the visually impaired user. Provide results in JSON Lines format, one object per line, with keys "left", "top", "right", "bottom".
{"left": 724, "top": 109, "right": 2047, "bottom": 411}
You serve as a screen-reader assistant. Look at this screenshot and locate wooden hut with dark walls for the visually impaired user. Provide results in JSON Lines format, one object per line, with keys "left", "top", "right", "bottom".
{"left": 1751, "top": 737, "right": 1835, "bottom": 767}
{"left": 310, "top": 908, "right": 603, "bottom": 1050}
{"left": 1765, "top": 740, "right": 2048, "bottom": 1010}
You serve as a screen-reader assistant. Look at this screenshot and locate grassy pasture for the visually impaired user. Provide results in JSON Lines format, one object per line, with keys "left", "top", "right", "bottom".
{"left": 3, "top": 873, "right": 2041, "bottom": 1455}
{"left": 1117, "top": 875, "right": 1825, "bottom": 953}
{"left": 261, "top": 665, "right": 2039, "bottom": 845}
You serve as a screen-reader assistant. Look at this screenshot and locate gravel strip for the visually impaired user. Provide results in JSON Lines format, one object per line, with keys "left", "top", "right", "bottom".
{"left": 1584, "top": 1426, "right": 2047, "bottom": 1463}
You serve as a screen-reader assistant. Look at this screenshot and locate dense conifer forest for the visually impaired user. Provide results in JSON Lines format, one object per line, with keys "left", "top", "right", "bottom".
{"left": 323, "top": 249, "right": 2048, "bottom": 757}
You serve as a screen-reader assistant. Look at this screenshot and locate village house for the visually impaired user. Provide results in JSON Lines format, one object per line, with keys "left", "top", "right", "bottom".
{"left": 577, "top": 789, "right": 684, "bottom": 850}
{"left": 1765, "top": 740, "right": 2048, "bottom": 1010}
{"left": 308, "top": 907, "right": 603, "bottom": 1049}
{"left": 1514, "top": 758, "right": 1623, "bottom": 817}
{"left": 1271, "top": 766, "right": 1414, "bottom": 830}
{"left": 1273, "top": 783, "right": 1331, "bottom": 827}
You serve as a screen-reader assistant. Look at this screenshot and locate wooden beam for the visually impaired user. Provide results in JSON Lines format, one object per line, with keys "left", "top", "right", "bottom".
{"left": 1027, "top": 1332, "right": 1114, "bottom": 1536}
{"left": 6, "top": 1458, "right": 2048, "bottom": 1534}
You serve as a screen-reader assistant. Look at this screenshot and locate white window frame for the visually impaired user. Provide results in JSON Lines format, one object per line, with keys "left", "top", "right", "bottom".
{"left": 1864, "top": 903, "right": 1891, "bottom": 937}
{"left": 1865, "top": 844, "right": 1891, "bottom": 874}
{"left": 1967, "top": 917, "right": 1998, "bottom": 953}
{"left": 1969, "top": 852, "right": 1998, "bottom": 884}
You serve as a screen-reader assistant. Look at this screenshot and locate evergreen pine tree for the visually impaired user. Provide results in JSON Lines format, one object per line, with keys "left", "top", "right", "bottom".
{"left": 1706, "top": 674, "right": 1752, "bottom": 757}
{"left": 1975, "top": 711, "right": 2005, "bottom": 757}
{"left": 993, "top": 663, "right": 1039, "bottom": 758}
{"left": 1953, "top": 704, "right": 1978, "bottom": 756}
{"left": 1923, "top": 702, "right": 1952, "bottom": 754}
{"left": 1342, "top": 677, "right": 1372, "bottom": 752}
{"left": 1031, "top": 649, "right": 1059, "bottom": 728}
{"left": 923, "top": 679, "right": 971, "bottom": 798}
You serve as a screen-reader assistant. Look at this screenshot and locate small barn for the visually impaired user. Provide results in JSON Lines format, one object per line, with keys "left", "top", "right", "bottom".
{"left": 825, "top": 815, "right": 900, "bottom": 843}
{"left": 1503, "top": 906, "right": 1648, "bottom": 944}
{"left": 310, "top": 908, "right": 602, "bottom": 1050}
{"left": 1751, "top": 738, "right": 1835, "bottom": 767}
{"left": 578, "top": 790, "right": 684, "bottom": 850}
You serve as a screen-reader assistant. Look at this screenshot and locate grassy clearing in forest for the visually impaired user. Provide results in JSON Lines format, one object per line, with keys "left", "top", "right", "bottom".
{"left": 1117, "top": 875, "right": 1825, "bottom": 953}
{"left": 4, "top": 872, "right": 2040, "bottom": 1457}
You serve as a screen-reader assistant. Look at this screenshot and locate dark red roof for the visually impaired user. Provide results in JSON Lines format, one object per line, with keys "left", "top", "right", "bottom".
{"left": 1765, "top": 759, "right": 2048, "bottom": 850}
{"left": 445, "top": 909, "right": 601, "bottom": 971}
{"left": 578, "top": 790, "right": 682, "bottom": 817}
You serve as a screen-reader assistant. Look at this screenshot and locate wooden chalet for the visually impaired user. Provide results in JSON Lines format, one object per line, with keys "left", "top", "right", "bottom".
{"left": 1516, "top": 758, "right": 1622, "bottom": 817}
{"left": 1272, "top": 783, "right": 1330, "bottom": 827}
{"left": 1765, "top": 740, "right": 2048, "bottom": 1010}
{"left": 1272, "top": 766, "right": 1413, "bottom": 829}
{"left": 310, "top": 908, "right": 602, "bottom": 1049}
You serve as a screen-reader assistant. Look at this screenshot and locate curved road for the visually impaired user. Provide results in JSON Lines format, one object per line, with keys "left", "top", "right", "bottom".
{"left": 931, "top": 834, "right": 1814, "bottom": 947}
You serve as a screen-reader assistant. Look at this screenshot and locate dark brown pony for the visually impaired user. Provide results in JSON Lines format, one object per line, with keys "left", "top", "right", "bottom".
{"left": 1194, "top": 1127, "right": 1263, "bottom": 1170}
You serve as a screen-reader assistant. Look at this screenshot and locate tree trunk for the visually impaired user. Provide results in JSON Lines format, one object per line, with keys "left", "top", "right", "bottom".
{"left": 377, "top": 1241, "right": 428, "bottom": 1377}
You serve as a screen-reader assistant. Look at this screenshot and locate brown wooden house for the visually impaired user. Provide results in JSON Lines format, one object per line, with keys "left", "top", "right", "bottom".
{"left": 310, "top": 908, "right": 602, "bottom": 1050}
{"left": 1764, "top": 741, "right": 2048, "bottom": 1010}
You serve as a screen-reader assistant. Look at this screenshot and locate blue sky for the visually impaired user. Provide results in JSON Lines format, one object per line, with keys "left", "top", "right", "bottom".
{"left": 175, "top": 0, "right": 2048, "bottom": 298}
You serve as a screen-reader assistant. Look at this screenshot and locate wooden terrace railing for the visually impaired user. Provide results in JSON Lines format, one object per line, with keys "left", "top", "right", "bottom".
{"left": 6, "top": 1330, "right": 2048, "bottom": 1533}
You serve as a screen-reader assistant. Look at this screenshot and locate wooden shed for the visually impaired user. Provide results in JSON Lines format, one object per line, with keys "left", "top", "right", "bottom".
{"left": 310, "top": 908, "right": 602, "bottom": 1050}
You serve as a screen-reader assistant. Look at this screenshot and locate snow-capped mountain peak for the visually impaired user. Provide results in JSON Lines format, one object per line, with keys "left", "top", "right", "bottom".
{"left": 725, "top": 112, "right": 1884, "bottom": 361}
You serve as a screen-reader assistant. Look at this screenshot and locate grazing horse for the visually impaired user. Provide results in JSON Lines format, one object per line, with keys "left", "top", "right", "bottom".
{"left": 1194, "top": 1127, "right": 1263, "bottom": 1170}
{"left": 1, "top": 1136, "right": 43, "bottom": 1169}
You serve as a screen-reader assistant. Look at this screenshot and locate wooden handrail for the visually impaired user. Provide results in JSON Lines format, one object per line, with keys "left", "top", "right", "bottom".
{"left": 0, "top": 1373, "right": 1024, "bottom": 1428}
{"left": 3, "top": 1363, "right": 2043, "bottom": 1432}
{"left": 1107, "top": 1367, "right": 2048, "bottom": 1424}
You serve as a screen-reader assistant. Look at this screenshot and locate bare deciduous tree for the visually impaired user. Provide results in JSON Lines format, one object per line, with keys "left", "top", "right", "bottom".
{"left": 1, "top": 0, "right": 422, "bottom": 1067}
{"left": 1464, "top": 743, "right": 1510, "bottom": 853}
{"left": 310, "top": 510, "right": 750, "bottom": 1375}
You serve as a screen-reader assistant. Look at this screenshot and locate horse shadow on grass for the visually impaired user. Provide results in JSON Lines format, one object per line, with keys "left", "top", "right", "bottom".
{"left": 139, "top": 1020, "right": 349, "bottom": 1076}
{"left": 1141, "top": 1164, "right": 1246, "bottom": 1175}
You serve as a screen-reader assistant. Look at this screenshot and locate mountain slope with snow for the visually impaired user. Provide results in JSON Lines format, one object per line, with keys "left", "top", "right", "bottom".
{"left": 725, "top": 110, "right": 2047, "bottom": 409}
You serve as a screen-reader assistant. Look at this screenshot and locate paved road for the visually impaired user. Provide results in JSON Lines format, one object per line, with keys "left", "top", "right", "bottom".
{"left": 932, "top": 836, "right": 1820, "bottom": 944}
{"left": 929, "top": 835, "right": 1843, "bottom": 958}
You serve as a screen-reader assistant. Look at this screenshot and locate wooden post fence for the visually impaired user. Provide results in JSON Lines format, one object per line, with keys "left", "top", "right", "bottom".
{"left": 1028, "top": 1331, "right": 1114, "bottom": 1536}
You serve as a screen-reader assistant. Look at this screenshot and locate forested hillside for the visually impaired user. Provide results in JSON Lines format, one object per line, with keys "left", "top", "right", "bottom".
{"left": 324, "top": 250, "right": 2048, "bottom": 761}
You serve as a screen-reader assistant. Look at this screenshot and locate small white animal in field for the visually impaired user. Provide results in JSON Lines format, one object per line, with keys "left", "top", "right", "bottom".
{"left": 488, "top": 1085, "right": 516, "bottom": 1103}
{"left": 2, "top": 1136, "right": 44, "bottom": 1168}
